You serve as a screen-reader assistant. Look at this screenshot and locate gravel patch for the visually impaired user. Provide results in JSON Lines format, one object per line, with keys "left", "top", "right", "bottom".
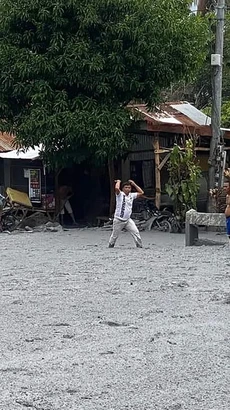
{"left": 0, "top": 229, "right": 229, "bottom": 410}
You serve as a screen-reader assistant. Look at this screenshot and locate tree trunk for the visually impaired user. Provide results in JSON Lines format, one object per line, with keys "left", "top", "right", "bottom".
{"left": 108, "top": 159, "right": 115, "bottom": 217}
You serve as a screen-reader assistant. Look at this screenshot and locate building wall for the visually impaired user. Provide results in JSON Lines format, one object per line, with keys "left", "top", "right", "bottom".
{"left": 10, "top": 160, "right": 40, "bottom": 192}
{"left": 1, "top": 159, "right": 55, "bottom": 208}
{"left": 122, "top": 134, "right": 210, "bottom": 210}
{"left": 198, "top": 154, "right": 209, "bottom": 172}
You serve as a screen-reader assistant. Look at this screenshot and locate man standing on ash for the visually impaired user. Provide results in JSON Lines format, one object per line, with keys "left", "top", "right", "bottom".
{"left": 109, "top": 179, "right": 144, "bottom": 248}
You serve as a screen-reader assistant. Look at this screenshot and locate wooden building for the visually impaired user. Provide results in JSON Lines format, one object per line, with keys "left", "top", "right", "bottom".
{"left": 0, "top": 143, "right": 55, "bottom": 211}
{"left": 123, "top": 101, "right": 230, "bottom": 210}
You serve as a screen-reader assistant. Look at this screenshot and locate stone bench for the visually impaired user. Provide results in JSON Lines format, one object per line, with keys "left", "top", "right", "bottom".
{"left": 185, "top": 209, "right": 226, "bottom": 246}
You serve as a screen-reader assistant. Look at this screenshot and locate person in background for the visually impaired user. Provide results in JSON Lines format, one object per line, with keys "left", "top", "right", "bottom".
{"left": 58, "top": 185, "right": 77, "bottom": 226}
{"left": 108, "top": 179, "right": 144, "bottom": 248}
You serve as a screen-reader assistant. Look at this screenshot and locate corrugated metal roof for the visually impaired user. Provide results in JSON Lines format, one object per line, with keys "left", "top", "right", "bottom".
{"left": 135, "top": 105, "right": 182, "bottom": 125}
{"left": 0, "top": 145, "right": 41, "bottom": 160}
{"left": 131, "top": 101, "right": 212, "bottom": 127}
{"left": 0, "top": 133, "right": 15, "bottom": 152}
{"left": 170, "top": 102, "right": 211, "bottom": 126}
{"left": 129, "top": 101, "right": 230, "bottom": 138}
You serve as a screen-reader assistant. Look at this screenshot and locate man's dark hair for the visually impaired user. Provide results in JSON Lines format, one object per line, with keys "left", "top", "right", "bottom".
{"left": 121, "top": 181, "right": 131, "bottom": 189}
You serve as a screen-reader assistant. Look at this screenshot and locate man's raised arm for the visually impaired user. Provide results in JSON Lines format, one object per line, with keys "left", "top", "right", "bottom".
{"left": 129, "top": 180, "right": 144, "bottom": 197}
{"left": 115, "top": 179, "right": 121, "bottom": 195}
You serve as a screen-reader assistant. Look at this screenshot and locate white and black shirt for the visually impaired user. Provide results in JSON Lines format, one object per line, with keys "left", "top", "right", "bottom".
{"left": 114, "top": 192, "right": 137, "bottom": 221}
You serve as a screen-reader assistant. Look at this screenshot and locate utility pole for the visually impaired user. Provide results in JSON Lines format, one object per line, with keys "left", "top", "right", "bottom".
{"left": 209, "top": 0, "right": 225, "bottom": 202}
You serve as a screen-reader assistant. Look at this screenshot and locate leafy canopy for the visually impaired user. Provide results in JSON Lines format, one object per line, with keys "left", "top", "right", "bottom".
{"left": 0, "top": 0, "right": 208, "bottom": 166}
{"left": 166, "top": 1, "right": 230, "bottom": 111}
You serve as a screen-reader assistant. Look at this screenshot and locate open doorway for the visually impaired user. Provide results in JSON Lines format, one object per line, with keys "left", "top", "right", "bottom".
{"left": 57, "top": 163, "right": 110, "bottom": 225}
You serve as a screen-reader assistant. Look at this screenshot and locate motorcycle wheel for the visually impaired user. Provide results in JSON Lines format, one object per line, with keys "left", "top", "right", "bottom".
{"left": 3, "top": 214, "right": 21, "bottom": 232}
{"left": 169, "top": 219, "right": 180, "bottom": 233}
{"left": 158, "top": 220, "right": 172, "bottom": 232}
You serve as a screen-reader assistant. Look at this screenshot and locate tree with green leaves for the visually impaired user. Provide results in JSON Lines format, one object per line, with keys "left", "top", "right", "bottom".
{"left": 0, "top": 0, "right": 208, "bottom": 167}
{"left": 166, "top": 140, "right": 202, "bottom": 226}
{"left": 167, "top": 0, "right": 230, "bottom": 110}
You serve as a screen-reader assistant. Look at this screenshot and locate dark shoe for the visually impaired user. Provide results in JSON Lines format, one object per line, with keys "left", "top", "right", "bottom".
{"left": 108, "top": 243, "right": 115, "bottom": 248}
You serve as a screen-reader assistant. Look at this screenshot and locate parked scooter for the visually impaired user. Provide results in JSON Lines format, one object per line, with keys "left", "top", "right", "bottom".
{"left": 135, "top": 199, "right": 172, "bottom": 231}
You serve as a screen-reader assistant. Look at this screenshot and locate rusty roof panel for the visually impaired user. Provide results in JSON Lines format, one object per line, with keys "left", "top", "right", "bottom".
{"left": 0, "top": 133, "right": 15, "bottom": 152}
{"left": 127, "top": 101, "right": 230, "bottom": 137}
{"left": 130, "top": 101, "right": 212, "bottom": 128}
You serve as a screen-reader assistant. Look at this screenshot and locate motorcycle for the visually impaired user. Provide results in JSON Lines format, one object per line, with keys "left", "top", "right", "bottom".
{"left": 138, "top": 200, "right": 172, "bottom": 232}
{"left": 134, "top": 199, "right": 184, "bottom": 233}
{"left": 167, "top": 214, "right": 184, "bottom": 233}
{"left": 0, "top": 194, "right": 21, "bottom": 232}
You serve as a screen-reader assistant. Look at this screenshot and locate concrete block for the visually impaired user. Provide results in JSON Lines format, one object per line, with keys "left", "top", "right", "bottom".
{"left": 185, "top": 209, "right": 226, "bottom": 246}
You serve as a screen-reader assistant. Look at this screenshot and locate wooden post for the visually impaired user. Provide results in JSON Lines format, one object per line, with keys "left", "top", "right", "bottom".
{"left": 153, "top": 134, "right": 161, "bottom": 209}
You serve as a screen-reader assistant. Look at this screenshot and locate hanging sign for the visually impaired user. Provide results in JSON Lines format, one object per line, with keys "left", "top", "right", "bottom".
{"left": 29, "top": 169, "right": 41, "bottom": 203}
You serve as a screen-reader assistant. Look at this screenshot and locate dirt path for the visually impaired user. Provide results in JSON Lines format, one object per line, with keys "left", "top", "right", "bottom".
{"left": 0, "top": 229, "right": 229, "bottom": 410}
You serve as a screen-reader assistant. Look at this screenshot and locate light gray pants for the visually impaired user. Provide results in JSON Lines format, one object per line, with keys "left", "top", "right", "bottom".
{"left": 109, "top": 218, "right": 142, "bottom": 247}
